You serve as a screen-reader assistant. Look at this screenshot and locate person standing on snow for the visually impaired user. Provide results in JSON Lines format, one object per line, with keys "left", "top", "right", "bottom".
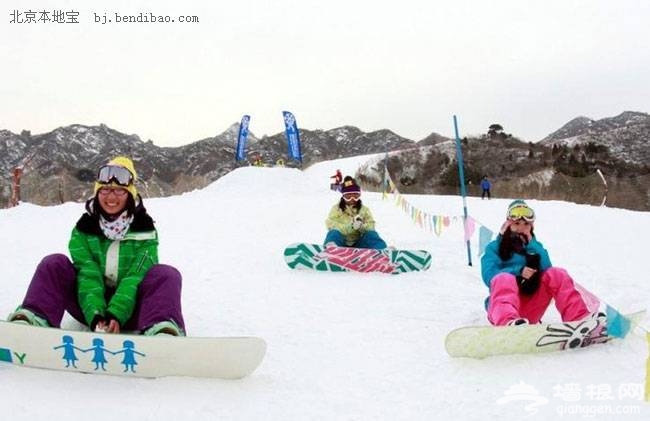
{"left": 480, "top": 176, "right": 492, "bottom": 199}
{"left": 481, "top": 200, "right": 599, "bottom": 326}
{"left": 330, "top": 169, "right": 343, "bottom": 191}
{"left": 7, "top": 156, "right": 186, "bottom": 336}
{"left": 323, "top": 176, "right": 387, "bottom": 249}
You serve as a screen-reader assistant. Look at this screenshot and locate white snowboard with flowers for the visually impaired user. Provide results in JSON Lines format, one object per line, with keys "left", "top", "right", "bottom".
{"left": 445, "top": 310, "right": 644, "bottom": 358}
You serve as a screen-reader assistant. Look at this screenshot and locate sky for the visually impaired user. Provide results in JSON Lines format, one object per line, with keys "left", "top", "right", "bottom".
{"left": 1, "top": 0, "right": 650, "bottom": 146}
{"left": 1, "top": 154, "right": 649, "bottom": 420}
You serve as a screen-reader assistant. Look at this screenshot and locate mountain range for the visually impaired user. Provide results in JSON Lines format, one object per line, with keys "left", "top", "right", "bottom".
{"left": 1, "top": 111, "right": 648, "bottom": 210}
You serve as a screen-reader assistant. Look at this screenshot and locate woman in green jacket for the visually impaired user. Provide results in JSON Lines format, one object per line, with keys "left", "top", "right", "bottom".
{"left": 8, "top": 157, "right": 185, "bottom": 336}
{"left": 324, "top": 176, "right": 387, "bottom": 249}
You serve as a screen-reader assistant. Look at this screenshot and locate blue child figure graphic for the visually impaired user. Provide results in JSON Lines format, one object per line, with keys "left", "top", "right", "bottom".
{"left": 84, "top": 338, "right": 113, "bottom": 371}
{"left": 113, "top": 340, "right": 146, "bottom": 373}
{"left": 53, "top": 335, "right": 83, "bottom": 368}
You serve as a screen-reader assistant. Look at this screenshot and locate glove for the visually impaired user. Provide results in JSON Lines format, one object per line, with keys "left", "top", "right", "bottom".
{"left": 91, "top": 313, "right": 121, "bottom": 333}
{"left": 525, "top": 252, "right": 540, "bottom": 270}
{"left": 517, "top": 253, "right": 541, "bottom": 295}
{"left": 516, "top": 275, "right": 540, "bottom": 295}
{"left": 352, "top": 215, "right": 364, "bottom": 230}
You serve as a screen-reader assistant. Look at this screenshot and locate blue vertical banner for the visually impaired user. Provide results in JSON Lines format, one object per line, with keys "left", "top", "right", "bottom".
{"left": 235, "top": 115, "right": 250, "bottom": 161}
{"left": 282, "top": 111, "right": 303, "bottom": 162}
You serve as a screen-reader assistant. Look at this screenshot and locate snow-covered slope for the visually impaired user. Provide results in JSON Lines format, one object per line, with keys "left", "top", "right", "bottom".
{"left": 1, "top": 155, "right": 648, "bottom": 420}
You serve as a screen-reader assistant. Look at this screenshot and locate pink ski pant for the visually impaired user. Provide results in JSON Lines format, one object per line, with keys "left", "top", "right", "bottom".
{"left": 487, "top": 267, "right": 599, "bottom": 326}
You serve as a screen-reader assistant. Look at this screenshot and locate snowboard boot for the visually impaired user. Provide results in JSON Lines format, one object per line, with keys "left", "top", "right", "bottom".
{"left": 144, "top": 320, "right": 185, "bottom": 337}
{"left": 507, "top": 318, "right": 529, "bottom": 326}
{"left": 7, "top": 307, "right": 50, "bottom": 327}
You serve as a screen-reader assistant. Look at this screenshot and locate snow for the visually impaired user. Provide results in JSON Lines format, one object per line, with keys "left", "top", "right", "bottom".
{"left": 1, "top": 154, "right": 649, "bottom": 421}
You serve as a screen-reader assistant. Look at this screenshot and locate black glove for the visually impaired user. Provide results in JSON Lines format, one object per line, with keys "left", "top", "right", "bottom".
{"left": 516, "top": 275, "right": 540, "bottom": 295}
{"left": 525, "top": 252, "right": 540, "bottom": 270}
{"left": 517, "top": 252, "right": 541, "bottom": 295}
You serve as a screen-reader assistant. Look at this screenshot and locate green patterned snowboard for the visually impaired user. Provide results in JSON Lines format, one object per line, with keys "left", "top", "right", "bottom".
{"left": 283, "top": 242, "right": 432, "bottom": 274}
{"left": 445, "top": 310, "right": 644, "bottom": 359}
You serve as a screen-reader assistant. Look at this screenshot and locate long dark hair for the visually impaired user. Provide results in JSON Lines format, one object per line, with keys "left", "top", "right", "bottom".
{"left": 498, "top": 226, "right": 535, "bottom": 261}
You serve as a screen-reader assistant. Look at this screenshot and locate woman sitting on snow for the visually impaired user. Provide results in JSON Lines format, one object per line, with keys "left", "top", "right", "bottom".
{"left": 7, "top": 156, "right": 185, "bottom": 336}
{"left": 323, "top": 176, "right": 387, "bottom": 249}
{"left": 481, "top": 200, "right": 599, "bottom": 326}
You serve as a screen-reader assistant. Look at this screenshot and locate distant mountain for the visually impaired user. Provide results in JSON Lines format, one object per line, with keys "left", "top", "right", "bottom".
{"left": 417, "top": 132, "right": 450, "bottom": 146}
{"left": 0, "top": 123, "right": 253, "bottom": 205}
{"left": 0, "top": 123, "right": 441, "bottom": 207}
{"left": 2, "top": 111, "right": 648, "bottom": 211}
{"left": 540, "top": 111, "right": 650, "bottom": 166}
{"left": 355, "top": 111, "right": 650, "bottom": 211}
{"left": 540, "top": 116, "right": 595, "bottom": 141}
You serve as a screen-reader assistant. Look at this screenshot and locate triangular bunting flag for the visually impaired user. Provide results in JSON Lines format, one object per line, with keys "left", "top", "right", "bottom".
{"left": 606, "top": 305, "right": 632, "bottom": 338}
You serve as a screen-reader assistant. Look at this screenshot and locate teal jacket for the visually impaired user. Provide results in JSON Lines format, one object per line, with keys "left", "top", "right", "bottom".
{"left": 325, "top": 203, "right": 376, "bottom": 246}
{"left": 68, "top": 203, "right": 158, "bottom": 326}
{"left": 480, "top": 235, "right": 552, "bottom": 287}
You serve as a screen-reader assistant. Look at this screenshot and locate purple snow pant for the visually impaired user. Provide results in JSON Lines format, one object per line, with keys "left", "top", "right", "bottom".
{"left": 20, "top": 253, "right": 185, "bottom": 332}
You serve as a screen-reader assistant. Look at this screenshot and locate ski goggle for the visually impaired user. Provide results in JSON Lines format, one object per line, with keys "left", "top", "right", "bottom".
{"left": 507, "top": 205, "right": 535, "bottom": 222}
{"left": 97, "top": 165, "right": 133, "bottom": 186}
{"left": 342, "top": 192, "right": 361, "bottom": 201}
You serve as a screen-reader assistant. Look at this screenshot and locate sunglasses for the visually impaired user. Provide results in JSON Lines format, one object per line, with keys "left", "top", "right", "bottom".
{"left": 342, "top": 192, "right": 361, "bottom": 201}
{"left": 507, "top": 205, "right": 535, "bottom": 222}
{"left": 97, "top": 165, "right": 133, "bottom": 186}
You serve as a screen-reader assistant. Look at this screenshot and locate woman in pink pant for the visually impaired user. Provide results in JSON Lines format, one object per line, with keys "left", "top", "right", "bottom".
{"left": 481, "top": 200, "right": 598, "bottom": 326}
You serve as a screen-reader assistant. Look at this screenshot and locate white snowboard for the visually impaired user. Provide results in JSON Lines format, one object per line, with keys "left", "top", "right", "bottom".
{"left": 445, "top": 311, "right": 644, "bottom": 359}
{"left": 0, "top": 321, "right": 266, "bottom": 379}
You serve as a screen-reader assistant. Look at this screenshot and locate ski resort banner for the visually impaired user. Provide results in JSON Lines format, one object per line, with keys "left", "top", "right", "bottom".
{"left": 235, "top": 115, "right": 250, "bottom": 162}
{"left": 282, "top": 111, "right": 302, "bottom": 162}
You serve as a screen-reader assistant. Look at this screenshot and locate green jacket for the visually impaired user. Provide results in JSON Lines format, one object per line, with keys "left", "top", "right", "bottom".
{"left": 68, "top": 203, "right": 158, "bottom": 327}
{"left": 325, "top": 202, "right": 376, "bottom": 246}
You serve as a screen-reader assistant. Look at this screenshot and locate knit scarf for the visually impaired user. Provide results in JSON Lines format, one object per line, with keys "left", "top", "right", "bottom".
{"left": 99, "top": 211, "right": 134, "bottom": 240}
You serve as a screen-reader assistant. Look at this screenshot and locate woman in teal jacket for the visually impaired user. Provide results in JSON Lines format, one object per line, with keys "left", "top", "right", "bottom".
{"left": 324, "top": 176, "right": 387, "bottom": 249}
{"left": 8, "top": 157, "right": 185, "bottom": 336}
{"left": 481, "top": 200, "right": 598, "bottom": 326}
